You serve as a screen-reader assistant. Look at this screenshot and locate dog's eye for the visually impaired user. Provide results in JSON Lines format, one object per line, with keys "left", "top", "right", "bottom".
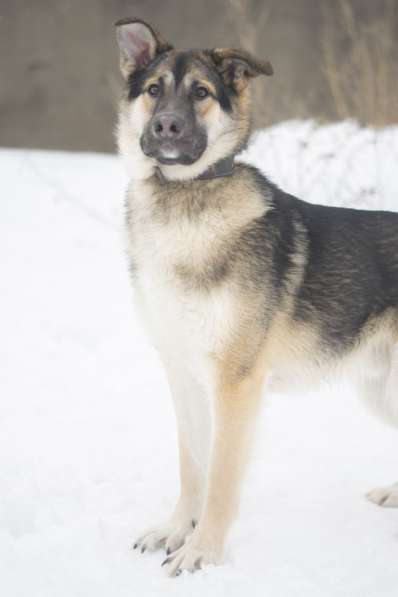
{"left": 147, "top": 84, "right": 161, "bottom": 97}
{"left": 194, "top": 86, "right": 209, "bottom": 99}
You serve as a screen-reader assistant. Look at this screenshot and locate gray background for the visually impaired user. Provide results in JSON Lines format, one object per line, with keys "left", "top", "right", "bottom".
{"left": 1, "top": 0, "right": 396, "bottom": 152}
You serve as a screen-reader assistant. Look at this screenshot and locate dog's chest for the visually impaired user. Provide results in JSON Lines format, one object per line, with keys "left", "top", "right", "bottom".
{"left": 126, "top": 181, "right": 237, "bottom": 359}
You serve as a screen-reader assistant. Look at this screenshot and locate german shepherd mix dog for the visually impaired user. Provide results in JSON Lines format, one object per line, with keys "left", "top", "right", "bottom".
{"left": 115, "top": 18, "right": 398, "bottom": 576}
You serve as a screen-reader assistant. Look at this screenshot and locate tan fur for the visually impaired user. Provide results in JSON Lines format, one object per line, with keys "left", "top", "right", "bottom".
{"left": 180, "top": 354, "right": 268, "bottom": 565}
{"left": 197, "top": 95, "right": 217, "bottom": 118}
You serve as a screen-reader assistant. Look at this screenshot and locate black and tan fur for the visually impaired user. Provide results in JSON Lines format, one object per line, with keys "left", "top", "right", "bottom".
{"left": 115, "top": 18, "right": 398, "bottom": 576}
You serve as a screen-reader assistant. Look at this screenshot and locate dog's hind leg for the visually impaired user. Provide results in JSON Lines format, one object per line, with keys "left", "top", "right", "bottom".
{"left": 366, "top": 343, "right": 398, "bottom": 507}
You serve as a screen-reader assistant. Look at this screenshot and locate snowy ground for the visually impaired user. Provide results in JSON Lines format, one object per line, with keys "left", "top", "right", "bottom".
{"left": 1, "top": 121, "right": 398, "bottom": 597}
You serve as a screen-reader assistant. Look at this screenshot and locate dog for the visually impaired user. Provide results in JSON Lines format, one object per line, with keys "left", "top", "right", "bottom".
{"left": 115, "top": 18, "right": 398, "bottom": 576}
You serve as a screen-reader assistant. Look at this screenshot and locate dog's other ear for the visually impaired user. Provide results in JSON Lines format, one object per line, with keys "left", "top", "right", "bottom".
{"left": 115, "top": 18, "right": 173, "bottom": 79}
{"left": 210, "top": 48, "right": 273, "bottom": 91}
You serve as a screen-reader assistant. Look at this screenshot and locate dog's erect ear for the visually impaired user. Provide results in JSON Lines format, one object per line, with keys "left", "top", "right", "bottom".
{"left": 115, "top": 18, "right": 173, "bottom": 79}
{"left": 210, "top": 48, "right": 273, "bottom": 91}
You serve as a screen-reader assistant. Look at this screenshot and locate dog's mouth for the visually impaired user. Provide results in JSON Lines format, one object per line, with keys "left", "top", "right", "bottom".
{"left": 153, "top": 145, "right": 182, "bottom": 164}
{"left": 140, "top": 134, "right": 207, "bottom": 166}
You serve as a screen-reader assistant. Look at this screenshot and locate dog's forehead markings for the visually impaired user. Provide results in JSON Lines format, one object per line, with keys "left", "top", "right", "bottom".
{"left": 182, "top": 72, "right": 217, "bottom": 95}
{"left": 149, "top": 59, "right": 215, "bottom": 96}
{"left": 172, "top": 51, "right": 194, "bottom": 88}
{"left": 163, "top": 71, "right": 174, "bottom": 86}
{"left": 154, "top": 70, "right": 174, "bottom": 86}
{"left": 166, "top": 51, "right": 211, "bottom": 86}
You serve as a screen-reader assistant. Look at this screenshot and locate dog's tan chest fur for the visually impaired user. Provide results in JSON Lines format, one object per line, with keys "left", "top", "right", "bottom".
{"left": 125, "top": 173, "right": 268, "bottom": 362}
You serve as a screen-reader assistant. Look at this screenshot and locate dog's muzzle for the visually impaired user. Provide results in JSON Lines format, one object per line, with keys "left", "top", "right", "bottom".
{"left": 141, "top": 112, "right": 207, "bottom": 165}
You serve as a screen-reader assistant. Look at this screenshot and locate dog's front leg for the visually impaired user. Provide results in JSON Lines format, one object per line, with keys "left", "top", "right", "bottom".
{"left": 162, "top": 363, "right": 265, "bottom": 576}
{"left": 134, "top": 362, "right": 211, "bottom": 554}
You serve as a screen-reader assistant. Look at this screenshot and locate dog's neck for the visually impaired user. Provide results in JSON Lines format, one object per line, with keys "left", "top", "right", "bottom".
{"left": 154, "top": 155, "right": 235, "bottom": 186}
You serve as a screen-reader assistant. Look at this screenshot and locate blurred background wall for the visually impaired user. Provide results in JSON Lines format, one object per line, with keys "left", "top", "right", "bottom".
{"left": 1, "top": 0, "right": 397, "bottom": 152}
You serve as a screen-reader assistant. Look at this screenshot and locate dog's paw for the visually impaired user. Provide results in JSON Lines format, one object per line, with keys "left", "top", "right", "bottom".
{"left": 367, "top": 481, "right": 398, "bottom": 507}
{"left": 132, "top": 517, "right": 197, "bottom": 554}
{"left": 160, "top": 531, "right": 222, "bottom": 576}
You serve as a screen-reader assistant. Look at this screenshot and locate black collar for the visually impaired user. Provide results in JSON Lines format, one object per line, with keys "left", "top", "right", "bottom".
{"left": 154, "top": 155, "right": 235, "bottom": 186}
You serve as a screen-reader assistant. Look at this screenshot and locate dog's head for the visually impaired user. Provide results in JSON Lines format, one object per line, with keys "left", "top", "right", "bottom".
{"left": 115, "top": 18, "right": 273, "bottom": 180}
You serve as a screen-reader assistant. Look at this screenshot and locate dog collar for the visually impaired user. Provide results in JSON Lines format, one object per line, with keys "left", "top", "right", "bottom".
{"left": 154, "top": 155, "right": 235, "bottom": 185}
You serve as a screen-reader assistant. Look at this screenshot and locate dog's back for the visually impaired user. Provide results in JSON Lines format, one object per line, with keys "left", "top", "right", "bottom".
{"left": 288, "top": 196, "right": 398, "bottom": 350}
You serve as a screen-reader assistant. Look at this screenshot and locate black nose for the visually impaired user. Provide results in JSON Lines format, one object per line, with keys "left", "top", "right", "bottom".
{"left": 151, "top": 113, "right": 186, "bottom": 140}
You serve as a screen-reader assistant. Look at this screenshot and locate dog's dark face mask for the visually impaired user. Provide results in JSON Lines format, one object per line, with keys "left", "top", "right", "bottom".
{"left": 116, "top": 18, "right": 273, "bottom": 167}
{"left": 137, "top": 60, "right": 210, "bottom": 166}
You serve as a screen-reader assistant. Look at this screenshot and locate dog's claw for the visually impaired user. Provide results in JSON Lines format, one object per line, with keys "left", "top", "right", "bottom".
{"left": 192, "top": 519, "right": 197, "bottom": 529}
{"left": 141, "top": 545, "right": 146, "bottom": 553}
{"left": 175, "top": 569, "right": 182, "bottom": 577}
{"left": 133, "top": 518, "right": 196, "bottom": 556}
{"left": 161, "top": 556, "right": 171, "bottom": 567}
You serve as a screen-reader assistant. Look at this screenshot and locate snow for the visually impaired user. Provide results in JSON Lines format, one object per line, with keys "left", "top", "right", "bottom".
{"left": 1, "top": 121, "right": 397, "bottom": 597}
